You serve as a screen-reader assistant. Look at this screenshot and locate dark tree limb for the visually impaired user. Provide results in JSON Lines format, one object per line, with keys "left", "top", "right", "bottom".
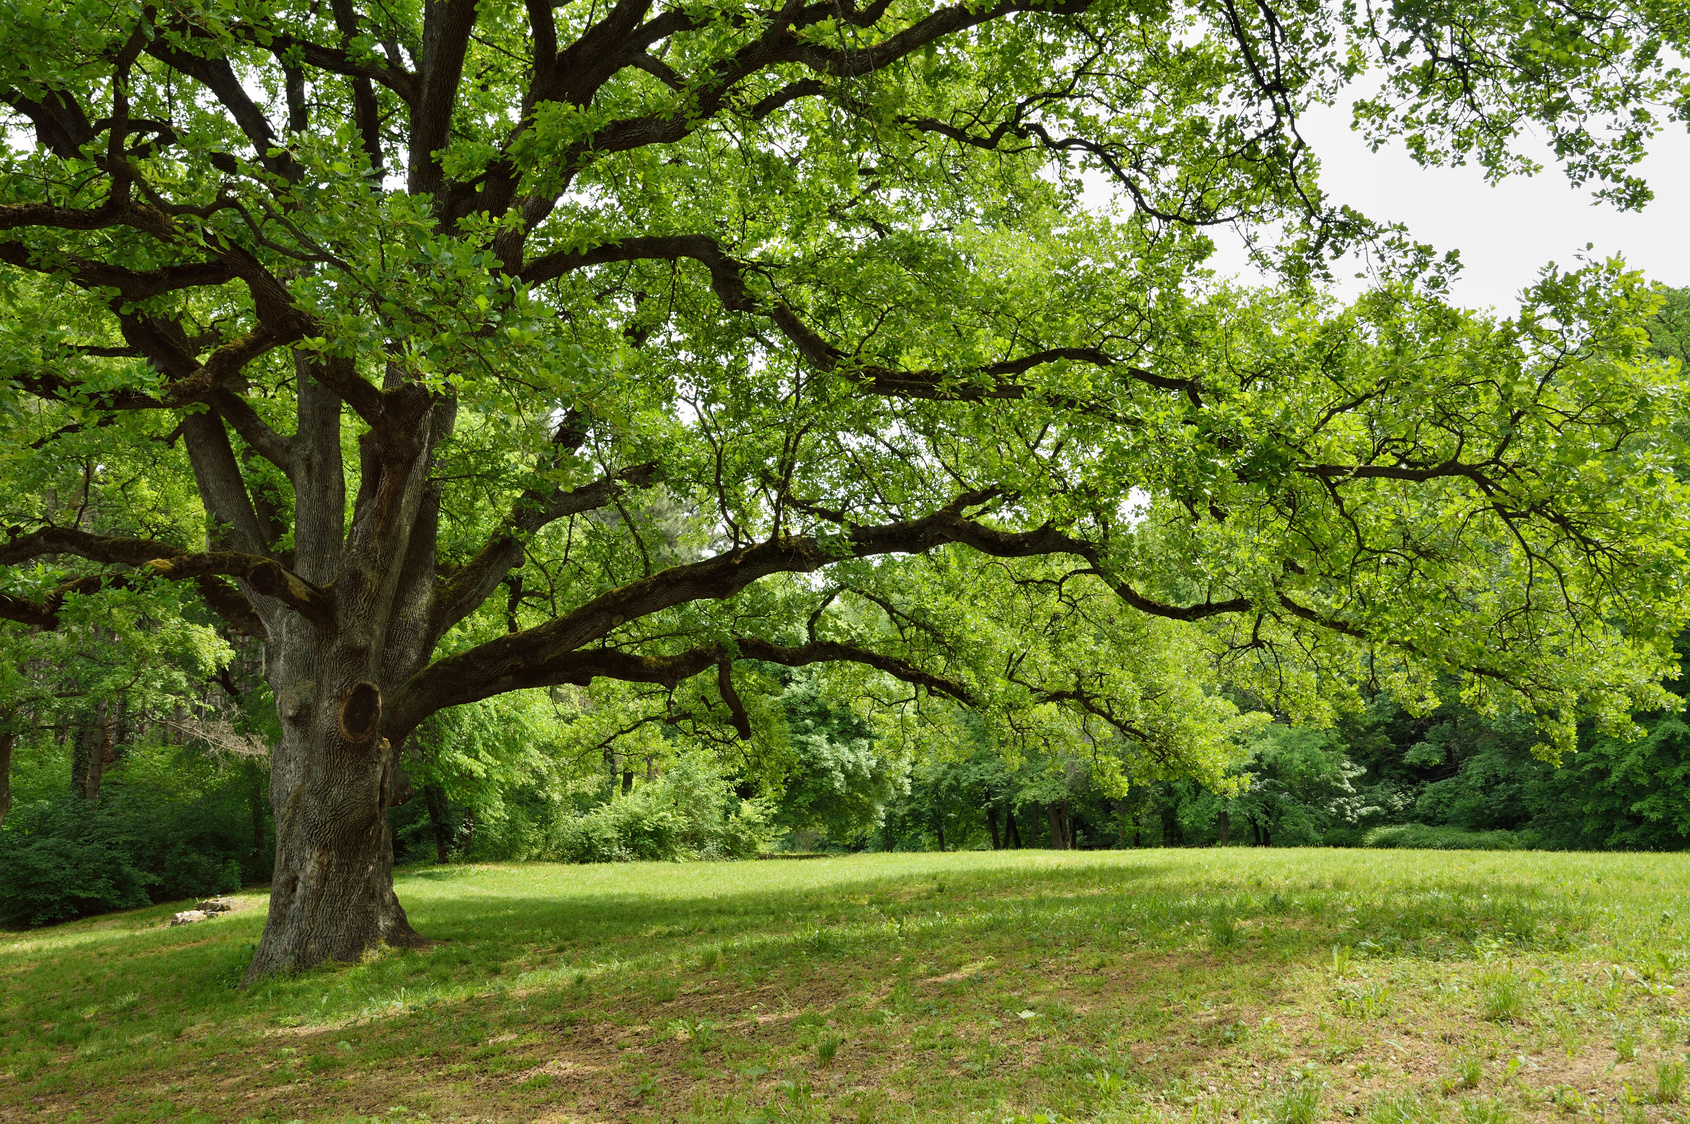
{"left": 409, "top": 0, "right": 481, "bottom": 202}
{"left": 520, "top": 232, "right": 1199, "bottom": 405}
{"left": 431, "top": 459, "right": 662, "bottom": 637}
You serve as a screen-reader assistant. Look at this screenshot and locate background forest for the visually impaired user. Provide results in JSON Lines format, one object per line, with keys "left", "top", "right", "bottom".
{"left": 3, "top": 288, "right": 1687, "bottom": 930}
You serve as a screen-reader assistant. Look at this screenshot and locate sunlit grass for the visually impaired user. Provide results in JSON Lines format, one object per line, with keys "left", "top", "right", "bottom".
{"left": 2, "top": 848, "right": 1689, "bottom": 1122}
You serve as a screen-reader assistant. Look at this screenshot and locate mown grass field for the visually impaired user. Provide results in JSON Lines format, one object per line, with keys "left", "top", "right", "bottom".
{"left": 2, "top": 849, "right": 1689, "bottom": 1124}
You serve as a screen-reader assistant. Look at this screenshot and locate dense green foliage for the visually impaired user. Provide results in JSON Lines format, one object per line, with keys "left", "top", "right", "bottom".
{"left": 0, "top": 738, "right": 268, "bottom": 926}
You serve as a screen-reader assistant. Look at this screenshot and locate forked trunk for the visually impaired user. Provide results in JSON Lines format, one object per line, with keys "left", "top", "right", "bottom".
{"left": 237, "top": 379, "right": 451, "bottom": 982}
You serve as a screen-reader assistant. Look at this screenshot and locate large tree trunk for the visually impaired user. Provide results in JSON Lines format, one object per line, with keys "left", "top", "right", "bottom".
{"left": 240, "top": 375, "right": 448, "bottom": 982}
{"left": 1006, "top": 807, "right": 1022, "bottom": 848}
{"left": 247, "top": 630, "right": 426, "bottom": 978}
{"left": 985, "top": 805, "right": 1001, "bottom": 850}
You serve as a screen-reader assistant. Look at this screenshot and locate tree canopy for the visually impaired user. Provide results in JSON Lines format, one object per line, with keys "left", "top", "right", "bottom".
{"left": 2, "top": 0, "right": 1689, "bottom": 976}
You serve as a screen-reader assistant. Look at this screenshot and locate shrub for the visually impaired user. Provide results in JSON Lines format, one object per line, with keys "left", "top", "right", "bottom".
{"left": 0, "top": 780, "right": 260, "bottom": 926}
{"left": 545, "top": 752, "right": 782, "bottom": 864}
{"left": 0, "top": 759, "right": 269, "bottom": 927}
{"left": 0, "top": 825, "right": 154, "bottom": 926}
{"left": 1364, "top": 823, "right": 1531, "bottom": 851}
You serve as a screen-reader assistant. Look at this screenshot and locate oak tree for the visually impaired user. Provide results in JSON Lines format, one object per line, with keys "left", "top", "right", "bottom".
{"left": 2, "top": 0, "right": 1688, "bottom": 978}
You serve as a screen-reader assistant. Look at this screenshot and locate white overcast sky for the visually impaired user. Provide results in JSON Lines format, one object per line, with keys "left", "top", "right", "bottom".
{"left": 1206, "top": 101, "right": 1690, "bottom": 313}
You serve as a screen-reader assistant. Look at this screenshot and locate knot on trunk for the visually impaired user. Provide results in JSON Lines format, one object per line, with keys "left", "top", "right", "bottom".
{"left": 338, "top": 681, "right": 382, "bottom": 742}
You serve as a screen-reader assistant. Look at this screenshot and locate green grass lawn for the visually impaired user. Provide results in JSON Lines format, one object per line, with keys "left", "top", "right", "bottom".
{"left": 2, "top": 849, "right": 1689, "bottom": 1124}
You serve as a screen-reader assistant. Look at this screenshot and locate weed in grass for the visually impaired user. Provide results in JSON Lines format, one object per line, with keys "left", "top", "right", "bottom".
{"left": 1639, "top": 949, "right": 1676, "bottom": 983}
{"left": 1551, "top": 1013, "right": 1584, "bottom": 1057}
{"left": 1274, "top": 1078, "right": 1324, "bottom": 1124}
{"left": 1086, "top": 1067, "right": 1129, "bottom": 1100}
{"left": 1337, "top": 981, "right": 1392, "bottom": 1020}
{"left": 814, "top": 1034, "right": 842, "bottom": 1066}
{"left": 677, "top": 1017, "right": 719, "bottom": 1053}
{"left": 1209, "top": 911, "right": 1242, "bottom": 949}
{"left": 1615, "top": 1025, "right": 1640, "bottom": 1060}
{"left": 1320, "top": 1022, "right": 1366, "bottom": 1062}
{"left": 1445, "top": 1056, "right": 1483, "bottom": 1092}
{"left": 1371, "top": 1092, "right": 1442, "bottom": 1124}
{"left": 1332, "top": 944, "right": 1355, "bottom": 975}
{"left": 1478, "top": 971, "right": 1529, "bottom": 1023}
{"left": 1459, "top": 1096, "right": 1512, "bottom": 1124}
{"left": 1653, "top": 1059, "right": 1686, "bottom": 1104}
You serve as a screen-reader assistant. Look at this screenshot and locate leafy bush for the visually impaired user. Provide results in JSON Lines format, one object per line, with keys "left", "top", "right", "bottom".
{"left": 1363, "top": 823, "right": 1531, "bottom": 851}
{"left": 0, "top": 824, "right": 153, "bottom": 926}
{"left": 0, "top": 781, "right": 255, "bottom": 926}
{"left": 545, "top": 752, "right": 781, "bottom": 863}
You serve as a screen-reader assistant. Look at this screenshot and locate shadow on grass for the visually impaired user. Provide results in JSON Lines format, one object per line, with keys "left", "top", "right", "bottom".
{"left": 0, "top": 848, "right": 1654, "bottom": 1123}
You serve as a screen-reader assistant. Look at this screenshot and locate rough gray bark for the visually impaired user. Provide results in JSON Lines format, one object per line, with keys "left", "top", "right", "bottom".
{"left": 75, "top": 699, "right": 113, "bottom": 802}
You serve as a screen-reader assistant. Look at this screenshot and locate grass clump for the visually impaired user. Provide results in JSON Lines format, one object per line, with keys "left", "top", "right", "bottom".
{"left": 815, "top": 1033, "right": 843, "bottom": 1066}
{"left": 1654, "top": 1059, "right": 1686, "bottom": 1105}
{"left": 1371, "top": 1092, "right": 1443, "bottom": 1124}
{"left": 1273, "top": 1078, "right": 1323, "bottom": 1124}
{"left": 1477, "top": 970, "right": 1529, "bottom": 1023}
